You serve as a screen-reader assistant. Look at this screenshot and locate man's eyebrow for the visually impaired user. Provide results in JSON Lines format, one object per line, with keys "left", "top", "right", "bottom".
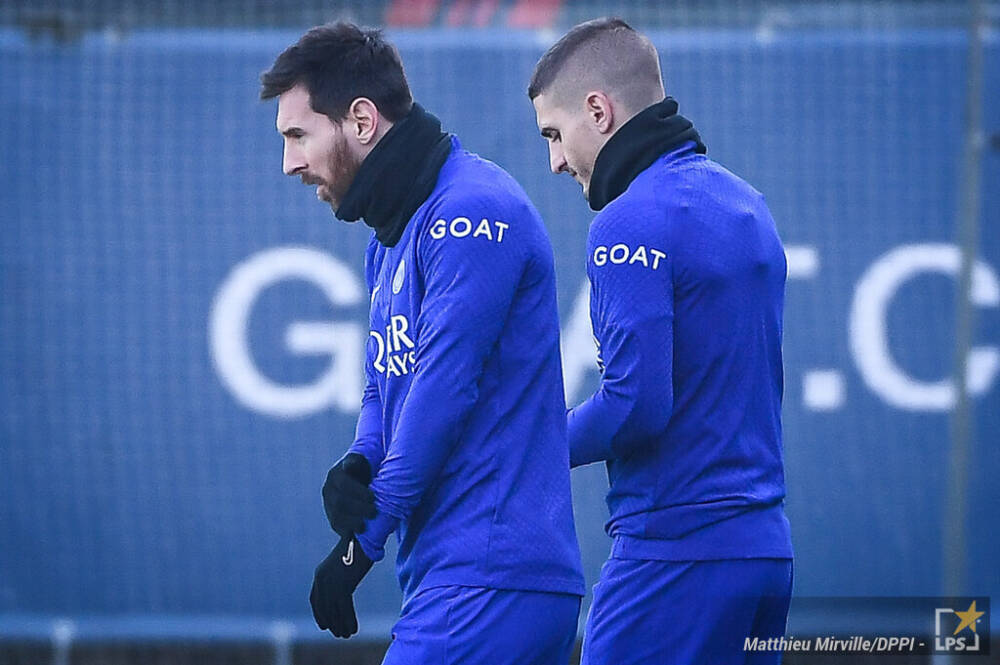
{"left": 280, "top": 126, "right": 304, "bottom": 137}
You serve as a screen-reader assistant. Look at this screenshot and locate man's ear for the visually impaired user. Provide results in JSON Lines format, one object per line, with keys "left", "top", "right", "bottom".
{"left": 347, "top": 97, "right": 380, "bottom": 145}
{"left": 584, "top": 91, "right": 615, "bottom": 135}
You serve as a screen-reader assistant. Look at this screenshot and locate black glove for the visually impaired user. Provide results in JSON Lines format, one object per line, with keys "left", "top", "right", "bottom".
{"left": 322, "top": 453, "right": 376, "bottom": 538}
{"left": 310, "top": 535, "right": 374, "bottom": 638}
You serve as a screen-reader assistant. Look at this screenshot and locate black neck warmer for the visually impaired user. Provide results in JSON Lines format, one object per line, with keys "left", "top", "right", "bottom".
{"left": 588, "top": 97, "right": 706, "bottom": 211}
{"left": 336, "top": 103, "right": 452, "bottom": 247}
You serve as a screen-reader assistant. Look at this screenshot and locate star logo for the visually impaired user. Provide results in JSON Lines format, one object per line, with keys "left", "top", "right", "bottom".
{"left": 952, "top": 600, "right": 984, "bottom": 635}
{"left": 934, "top": 598, "right": 990, "bottom": 654}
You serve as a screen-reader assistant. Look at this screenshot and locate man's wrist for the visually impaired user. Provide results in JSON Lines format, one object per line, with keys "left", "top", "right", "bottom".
{"left": 355, "top": 510, "right": 398, "bottom": 563}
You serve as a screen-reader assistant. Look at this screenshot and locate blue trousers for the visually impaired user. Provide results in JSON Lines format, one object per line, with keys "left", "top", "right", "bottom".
{"left": 581, "top": 558, "right": 793, "bottom": 665}
{"left": 382, "top": 585, "right": 581, "bottom": 665}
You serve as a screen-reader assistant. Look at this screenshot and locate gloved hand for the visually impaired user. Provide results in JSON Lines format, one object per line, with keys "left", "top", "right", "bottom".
{"left": 322, "top": 453, "right": 376, "bottom": 537}
{"left": 310, "top": 535, "right": 374, "bottom": 638}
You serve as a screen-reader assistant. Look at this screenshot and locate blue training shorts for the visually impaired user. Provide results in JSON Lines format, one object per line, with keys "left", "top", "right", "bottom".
{"left": 581, "top": 557, "right": 793, "bottom": 665}
{"left": 382, "top": 585, "right": 581, "bottom": 665}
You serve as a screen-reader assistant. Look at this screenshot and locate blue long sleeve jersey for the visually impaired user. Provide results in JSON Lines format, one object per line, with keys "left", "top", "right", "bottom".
{"left": 348, "top": 137, "right": 585, "bottom": 601}
{"left": 568, "top": 143, "right": 793, "bottom": 561}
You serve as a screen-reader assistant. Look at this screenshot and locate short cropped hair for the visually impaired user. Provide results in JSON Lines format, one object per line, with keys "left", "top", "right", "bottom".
{"left": 260, "top": 21, "right": 413, "bottom": 122}
{"left": 528, "top": 17, "right": 663, "bottom": 113}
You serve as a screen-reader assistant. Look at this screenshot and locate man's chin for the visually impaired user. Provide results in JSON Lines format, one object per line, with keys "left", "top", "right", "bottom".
{"left": 315, "top": 186, "right": 343, "bottom": 214}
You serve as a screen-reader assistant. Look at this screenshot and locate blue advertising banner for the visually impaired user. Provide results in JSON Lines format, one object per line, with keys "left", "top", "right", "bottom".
{"left": 1, "top": 26, "right": 997, "bottom": 634}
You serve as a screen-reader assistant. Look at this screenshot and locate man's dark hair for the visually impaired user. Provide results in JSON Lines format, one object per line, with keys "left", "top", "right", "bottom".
{"left": 528, "top": 17, "right": 663, "bottom": 112}
{"left": 261, "top": 21, "right": 413, "bottom": 122}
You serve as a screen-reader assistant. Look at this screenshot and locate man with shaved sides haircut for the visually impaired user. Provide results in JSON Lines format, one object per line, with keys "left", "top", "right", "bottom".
{"left": 261, "top": 21, "right": 584, "bottom": 663}
{"left": 530, "top": 18, "right": 793, "bottom": 665}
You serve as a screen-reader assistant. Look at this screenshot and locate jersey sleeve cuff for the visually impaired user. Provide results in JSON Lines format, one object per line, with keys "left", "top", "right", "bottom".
{"left": 356, "top": 511, "right": 398, "bottom": 562}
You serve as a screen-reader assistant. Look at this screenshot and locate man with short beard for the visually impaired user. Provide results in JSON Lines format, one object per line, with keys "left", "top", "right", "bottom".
{"left": 529, "top": 17, "right": 794, "bottom": 665}
{"left": 261, "top": 22, "right": 584, "bottom": 663}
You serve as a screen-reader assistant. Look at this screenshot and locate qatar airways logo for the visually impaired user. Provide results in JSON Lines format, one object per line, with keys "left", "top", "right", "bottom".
{"left": 370, "top": 314, "right": 417, "bottom": 378}
{"left": 210, "top": 243, "right": 999, "bottom": 418}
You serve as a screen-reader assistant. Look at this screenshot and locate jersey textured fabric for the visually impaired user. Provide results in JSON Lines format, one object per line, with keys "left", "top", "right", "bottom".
{"left": 347, "top": 136, "right": 585, "bottom": 601}
{"left": 568, "top": 141, "right": 793, "bottom": 561}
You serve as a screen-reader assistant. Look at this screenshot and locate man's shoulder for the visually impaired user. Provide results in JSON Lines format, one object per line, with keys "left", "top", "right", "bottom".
{"left": 589, "top": 155, "right": 726, "bottom": 249}
{"left": 590, "top": 186, "right": 666, "bottom": 245}
{"left": 595, "top": 150, "right": 705, "bottom": 223}
{"left": 440, "top": 150, "right": 525, "bottom": 199}
{"left": 428, "top": 152, "right": 535, "bottom": 223}
{"left": 598, "top": 154, "right": 759, "bottom": 229}
{"left": 409, "top": 156, "right": 546, "bottom": 267}
{"left": 649, "top": 152, "right": 761, "bottom": 209}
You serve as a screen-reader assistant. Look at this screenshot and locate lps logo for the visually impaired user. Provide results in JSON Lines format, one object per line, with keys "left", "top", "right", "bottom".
{"left": 934, "top": 599, "right": 988, "bottom": 653}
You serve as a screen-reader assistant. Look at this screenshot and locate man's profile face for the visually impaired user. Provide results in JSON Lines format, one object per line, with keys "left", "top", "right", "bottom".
{"left": 275, "top": 84, "right": 361, "bottom": 214}
{"left": 532, "top": 91, "right": 603, "bottom": 200}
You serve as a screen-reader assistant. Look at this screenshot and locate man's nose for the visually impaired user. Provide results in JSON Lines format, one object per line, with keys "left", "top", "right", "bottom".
{"left": 283, "top": 143, "right": 306, "bottom": 176}
{"left": 549, "top": 145, "right": 567, "bottom": 175}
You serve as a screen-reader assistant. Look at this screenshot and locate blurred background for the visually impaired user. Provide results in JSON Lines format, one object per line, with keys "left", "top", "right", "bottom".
{"left": 1, "top": 1, "right": 998, "bottom": 663}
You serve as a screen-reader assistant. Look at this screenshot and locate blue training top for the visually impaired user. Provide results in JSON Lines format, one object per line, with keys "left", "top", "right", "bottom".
{"left": 349, "top": 137, "right": 585, "bottom": 601}
{"left": 568, "top": 142, "right": 794, "bottom": 561}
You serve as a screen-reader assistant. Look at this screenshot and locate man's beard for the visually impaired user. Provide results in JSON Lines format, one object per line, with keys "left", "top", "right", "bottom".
{"left": 321, "top": 133, "right": 362, "bottom": 214}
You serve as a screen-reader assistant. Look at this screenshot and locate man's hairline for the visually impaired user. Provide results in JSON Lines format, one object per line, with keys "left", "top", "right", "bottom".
{"left": 276, "top": 82, "right": 397, "bottom": 132}
{"left": 533, "top": 77, "right": 643, "bottom": 130}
